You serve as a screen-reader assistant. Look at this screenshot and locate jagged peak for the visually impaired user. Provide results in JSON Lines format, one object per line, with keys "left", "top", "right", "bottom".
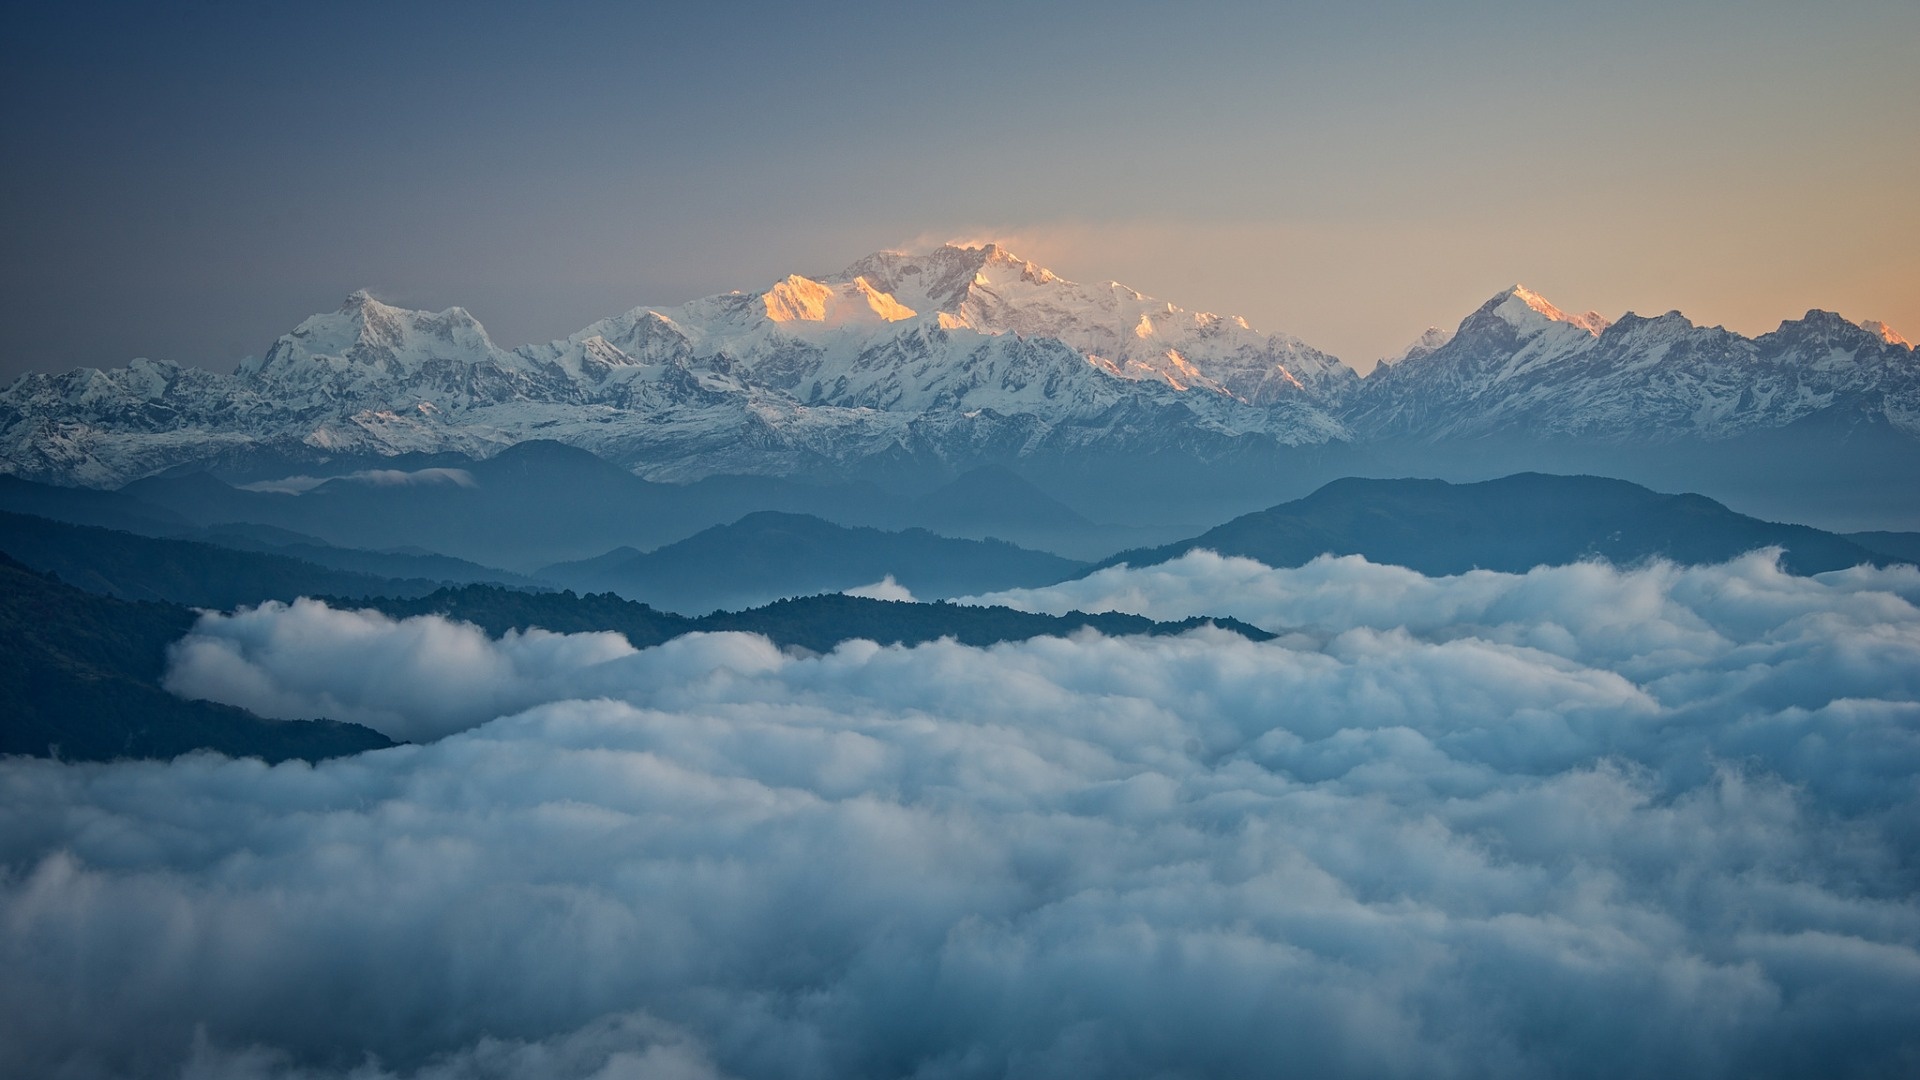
{"left": 1859, "top": 319, "right": 1909, "bottom": 347}
{"left": 1378, "top": 327, "right": 1454, "bottom": 367}
{"left": 967, "top": 242, "right": 1060, "bottom": 284}
{"left": 318, "top": 290, "right": 485, "bottom": 332}
{"left": 761, "top": 273, "right": 916, "bottom": 326}
{"left": 1756, "top": 308, "right": 1918, "bottom": 353}
{"left": 243, "top": 290, "right": 500, "bottom": 377}
{"left": 1470, "top": 285, "right": 1611, "bottom": 338}
{"left": 834, "top": 243, "right": 1067, "bottom": 310}
{"left": 1774, "top": 308, "right": 1875, "bottom": 338}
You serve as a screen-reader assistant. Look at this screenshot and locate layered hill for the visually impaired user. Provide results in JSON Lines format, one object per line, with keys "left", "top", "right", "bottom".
{"left": 538, "top": 511, "right": 1084, "bottom": 614}
{"left": 1096, "top": 473, "right": 1903, "bottom": 577}
{"left": 1, "top": 445, "right": 1131, "bottom": 570}
{"left": 0, "top": 511, "right": 448, "bottom": 608}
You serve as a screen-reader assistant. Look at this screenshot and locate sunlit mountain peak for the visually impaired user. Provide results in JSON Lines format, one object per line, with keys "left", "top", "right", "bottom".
{"left": 1486, "top": 284, "right": 1611, "bottom": 336}
{"left": 760, "top": 274, "right": 916, "bottom": 326}
{"left": 1860, "top": 319, "right": 1910, "bottom": 347}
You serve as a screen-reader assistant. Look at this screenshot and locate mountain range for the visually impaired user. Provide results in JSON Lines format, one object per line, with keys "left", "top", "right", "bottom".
{"left": 0, "top": 440, "right": 1130, "bottom": 569}
{"left": 5, "top": 244, "right": 1914, "bottom": 529}
{"left": 7, "top": 470, "right": 1911, "bottom": 622}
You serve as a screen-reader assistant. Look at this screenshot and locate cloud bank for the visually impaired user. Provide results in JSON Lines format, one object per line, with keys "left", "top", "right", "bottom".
{"left": 3, "top": 552, "right": 1917, "bottom": 1078}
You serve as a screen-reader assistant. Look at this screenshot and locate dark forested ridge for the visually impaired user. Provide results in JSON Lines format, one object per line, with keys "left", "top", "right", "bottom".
{"left": 0, "top": 553, "right": 394, "bottom": 763}
{"left": 335, "top": 584, "right": 1273, "bottom": 652}
{"left": 1095, "top": 473, "right": 1896, "bottom": 577}
{"left": 0, "top": 511, "right": 447, "bottom": 608}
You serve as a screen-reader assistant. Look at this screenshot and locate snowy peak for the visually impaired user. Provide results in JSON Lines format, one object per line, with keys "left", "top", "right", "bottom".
{"left": 826, "top": 243, "right": 1356, "bottom": 401}
{"left": 834, "top": 243, "right": 1059, "bottom": 314}
{"left": 1378, "top": 327, "right": 1454, "bottom": 367}
{"left": 257, "top": 291, "right": 497, "bottom": 368}
{"left": 760, "top": 274, "right": 916, "bottom": 327}
{"left": 225, "top": 288, "right": 535, "bottom": 418}
{"left": 1766, "top": 308, "right": 1904, "bottom": 350}
{"left": 1859, "top": 319, "right": 1910, "bottom": 348}
{"left": 15, "top": 237, "right": 1915, "bottom": 495}
{"left": 969, "top": 242, "right": 1062, "bottom": 287}
{"left": 1479, "top": 285, "right": 1611, "bottom": 338}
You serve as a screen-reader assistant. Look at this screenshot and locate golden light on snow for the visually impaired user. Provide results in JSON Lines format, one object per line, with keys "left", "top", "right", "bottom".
{"left": 761, "top": 274, "right": 916, "bottom": 325}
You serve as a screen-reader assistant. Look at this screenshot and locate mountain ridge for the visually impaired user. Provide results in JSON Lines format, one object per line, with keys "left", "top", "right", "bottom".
{"left": 1090, "top": 473, "right": 1901, "bottom": 578}
{"left": 3, "top": 248, "right": 1913, "bottom": 516}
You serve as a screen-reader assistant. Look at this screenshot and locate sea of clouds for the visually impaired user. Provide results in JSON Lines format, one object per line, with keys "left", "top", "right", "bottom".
{"left": 2, "top": 550, "right": 1917, "bottom": 1078}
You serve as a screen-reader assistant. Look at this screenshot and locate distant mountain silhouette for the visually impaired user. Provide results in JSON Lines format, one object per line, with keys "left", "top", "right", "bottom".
{"left": 0, "top": 511, "right": 446, "bottom": 608}
{"left": 1094, "top": 473, "right": 1892, "bottom": 577}
{"left": 179, "top": 521, "right": 543, "bottom": 588}
{"left": 0, "top": 552, "right": 393, "bottom": 763}
{"left": 119, "top": 440, "right": 694, "bottom": 569}
{"left": 0, "top": 473, "right": 190, "bottom": 533}
{"left": 902, "top": 465, "right": 1122, "bottom": 557}
{"left": 541, "top": 511, "right": 1085, "bottom": 614}
{"left": 114, "top": 440, "right": 1110, "bottom": 570}
{"left": 1847, "top": 530, "right": 1920, "bottom": 565}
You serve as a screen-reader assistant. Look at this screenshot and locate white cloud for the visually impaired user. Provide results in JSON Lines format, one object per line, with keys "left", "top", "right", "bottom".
{"left": 2, "top": 552, "right": 1917, "bottom": 1077}
{"left": 842, "top": 575, "right": 915, "bottom": 602}
{"left": 164, "top": 598, "right": 643, "bottom": 742}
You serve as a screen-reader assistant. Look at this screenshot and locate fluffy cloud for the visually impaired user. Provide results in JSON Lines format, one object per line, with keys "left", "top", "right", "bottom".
{"left": 163, "top": 598, "right": 642, "bottom": 742}
{"left": 3, "top": 553, "right": 1917, "bottom": 1078}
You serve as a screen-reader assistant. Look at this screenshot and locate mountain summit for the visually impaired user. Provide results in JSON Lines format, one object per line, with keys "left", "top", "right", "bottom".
{"left": 827, "top": 244, "right": 1356, "bottom": 403}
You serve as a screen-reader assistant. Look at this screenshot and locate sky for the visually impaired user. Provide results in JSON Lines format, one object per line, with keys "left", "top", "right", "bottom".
{"left": 2, "top": 0, "right": 1916, "bottom": 380}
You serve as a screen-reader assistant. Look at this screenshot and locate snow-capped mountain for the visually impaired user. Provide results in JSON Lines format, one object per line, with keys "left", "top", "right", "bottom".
{"left": 832, "top": 245, "right": 1358, "bottom": 404}
{"left": 1348, "top": 286, "right": 1920, "bottom": 442}
{"left": 0, "top": 246, "right": 1354, "bottom": 486}
{"left": 1, "top": 247, "right": 1915, "bottom": 490}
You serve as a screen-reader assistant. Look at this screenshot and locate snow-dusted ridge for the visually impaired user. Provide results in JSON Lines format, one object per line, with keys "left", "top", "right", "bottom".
{"left": 2, "top": 249, "right": 1915, "bottom": 487}
{"left": 1349, "top": 287, "right": 1919, "bottom": 443}
{"left": 0, "top": 245, "right": 1358, "bottom": 486}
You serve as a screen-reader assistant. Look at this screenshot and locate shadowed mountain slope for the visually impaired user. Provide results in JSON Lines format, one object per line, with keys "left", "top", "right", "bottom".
{"left": 0, "top": 512, "right": 444, "bottom": 608}
{"left": 1094, "top": 473, "right": 1891, "bottom": 577}
{"left": 1847, "top": 530, "right": 1920, "bottom": 565}
{"left": 0, "top": 553, "right": 394, "bottom": 763}
{"left": 540, "top": 511, "right": 1086, "bottom": 614}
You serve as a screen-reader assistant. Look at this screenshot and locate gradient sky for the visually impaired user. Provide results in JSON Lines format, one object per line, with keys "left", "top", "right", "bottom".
{"left": 2, "top": 0, "right": 1915, "bottom": 380}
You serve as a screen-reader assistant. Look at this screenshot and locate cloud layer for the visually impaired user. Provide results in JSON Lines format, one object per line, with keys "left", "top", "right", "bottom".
{"left": 4, "top": 552, "right": 1918, "bottom": 1078}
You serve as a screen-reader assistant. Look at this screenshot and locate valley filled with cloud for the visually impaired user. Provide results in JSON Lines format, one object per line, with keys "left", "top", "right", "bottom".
{"left": 3, "top": 552, "right": 1915, "bottom": 1078}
